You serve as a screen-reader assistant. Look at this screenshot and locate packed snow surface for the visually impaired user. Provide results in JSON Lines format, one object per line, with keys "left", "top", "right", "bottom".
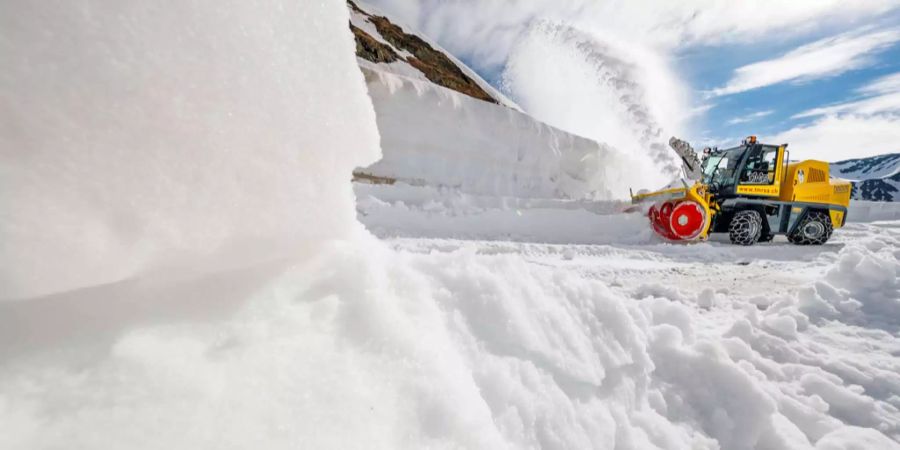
{"left": 2, "top": 0, "right": 900, "bottom": 449}
{"left": 356, "top": 182, "right": 900, "bottom": 449}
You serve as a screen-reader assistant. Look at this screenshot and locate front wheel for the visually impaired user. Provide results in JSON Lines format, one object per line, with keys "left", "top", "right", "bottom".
{"left": 789, "top": 211, "right": 833, "bottom": 245}
{"left": 729, "top": 210, "right": 763, "bottom": 246}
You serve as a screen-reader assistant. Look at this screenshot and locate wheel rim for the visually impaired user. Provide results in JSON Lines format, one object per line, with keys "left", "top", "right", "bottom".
{"left": 802, "top": 221, "right": 825, "bottom": 239}
{"left": 748, "top": 220, "right": 759, "bottom": 236}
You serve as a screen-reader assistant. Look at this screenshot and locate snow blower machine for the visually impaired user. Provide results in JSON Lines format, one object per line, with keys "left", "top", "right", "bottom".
{"left": 631, "top": 136, "right": 852, "bottom": 245}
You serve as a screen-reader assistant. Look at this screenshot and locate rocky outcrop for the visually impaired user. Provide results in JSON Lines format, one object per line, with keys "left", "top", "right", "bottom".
{"left": 348, "top": 1, "right": 498, "bottom": 104}
{"left": 831, "top": 153, "right": 900, "bottom": 202}
{"left": 350, "top": 23, "right": 398, "bottom": 64}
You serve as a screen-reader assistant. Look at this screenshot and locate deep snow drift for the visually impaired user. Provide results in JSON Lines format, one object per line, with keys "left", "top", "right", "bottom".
{"left": 2, "top": 0, "right": 900, "bottom": 449}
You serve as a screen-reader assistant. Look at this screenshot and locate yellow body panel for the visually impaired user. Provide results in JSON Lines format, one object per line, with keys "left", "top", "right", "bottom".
{"left": 830, "top": 209, "right": 845, "bottom": 228}
{"left": 682, "top": 182, "right": 714, "bottom": 240}
{"left": 736, "top": 184, "right": 779, "bottom": 196}
{"left": 780, "top": 160, "right": 851, "bottom": 228}
{"left": 631, "top": 186, "right": 688, "bottom": 204}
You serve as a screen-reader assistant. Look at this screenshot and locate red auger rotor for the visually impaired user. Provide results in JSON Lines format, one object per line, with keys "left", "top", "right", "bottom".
{"left": 648, "top": 200, "right": 707, "bottom": 241}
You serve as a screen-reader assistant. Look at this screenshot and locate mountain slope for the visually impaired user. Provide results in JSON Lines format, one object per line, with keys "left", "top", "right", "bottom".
{"left": 832, "top": 153, "right": 900, "bottom": 202}
{"left": 348, "top": 0, "right": 515, "bottom": 107}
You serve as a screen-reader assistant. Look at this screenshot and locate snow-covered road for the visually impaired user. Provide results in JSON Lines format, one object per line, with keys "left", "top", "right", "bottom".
{"left": 358, "top": 182, "right": 900, "bottom": 448}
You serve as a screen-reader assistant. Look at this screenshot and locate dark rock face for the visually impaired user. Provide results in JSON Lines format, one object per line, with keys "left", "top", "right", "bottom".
{"left": 832, "top": 153, "right": 900, "bottom": 202}
{"left": 351, "top": 23, "right": 398, "bottom": 64}
{"left": 852, "top": 176, "right": 899, "bottom": 202}
{"left": 348, "top": 1, "right": 499, "bottom": 104}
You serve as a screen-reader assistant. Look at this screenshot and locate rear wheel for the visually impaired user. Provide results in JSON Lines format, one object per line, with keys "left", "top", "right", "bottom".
{"left": 729, "top": 210, "right": 762, "bottom": 246}
{"left": 788, "top": 211, "right": 833, "bottom": 245}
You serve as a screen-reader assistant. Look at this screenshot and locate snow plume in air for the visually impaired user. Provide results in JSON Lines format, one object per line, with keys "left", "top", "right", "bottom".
{"left": 502, "top": 21, "right": 682, "bottom": 186}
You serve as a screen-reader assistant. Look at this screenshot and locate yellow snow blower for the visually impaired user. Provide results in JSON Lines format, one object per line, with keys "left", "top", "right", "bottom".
{"left": 632, "top": 136, "right": 852, "bottom": 245}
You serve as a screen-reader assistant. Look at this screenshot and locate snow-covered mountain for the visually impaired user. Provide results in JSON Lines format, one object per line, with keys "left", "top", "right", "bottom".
{"left": 832, "top": 153, "right": 900, "bottom": 202}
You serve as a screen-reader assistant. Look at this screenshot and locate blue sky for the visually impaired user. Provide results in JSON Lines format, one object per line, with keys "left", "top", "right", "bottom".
{"left": 677, "top": 10, "right": 900, "bottom": 158}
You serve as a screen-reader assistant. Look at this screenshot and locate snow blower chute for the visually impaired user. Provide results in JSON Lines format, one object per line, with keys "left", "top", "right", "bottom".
{"left": 631, "top": 136, "right": 852, "bottom": 246}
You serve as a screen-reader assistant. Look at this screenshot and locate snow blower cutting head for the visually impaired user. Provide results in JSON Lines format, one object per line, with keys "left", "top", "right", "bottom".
{"left": 632, "top": 136, "right": 852, "bottom": 246}
{"left": 649, "top": 199, "right": 707, "bottom": 241}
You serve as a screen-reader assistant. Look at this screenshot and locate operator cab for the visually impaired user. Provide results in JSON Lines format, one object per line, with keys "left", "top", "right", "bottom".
{"left": 701, "top": 136, "right": 781, "bottom": 196}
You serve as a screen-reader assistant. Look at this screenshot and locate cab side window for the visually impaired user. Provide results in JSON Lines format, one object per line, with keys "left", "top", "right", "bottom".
{"left": 740, "top": 148, "right": 778, "bottom": 184}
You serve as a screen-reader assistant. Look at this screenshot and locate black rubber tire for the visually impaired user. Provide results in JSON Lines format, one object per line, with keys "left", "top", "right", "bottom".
{"left": 788, "top": 211, "right": 833, "bottom": 245}
{"left": 729, "top": 210, "right": 763, "bottom": 246}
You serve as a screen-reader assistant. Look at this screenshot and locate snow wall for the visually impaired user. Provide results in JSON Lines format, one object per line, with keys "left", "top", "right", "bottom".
{"left": 848, "top": 201, "right": 900, "bottom": 222}
{"left": 0, "top": 0, "right": 380, "bottom": 300}
{"left": 358, "top": 67, "right": 636, "bottom": 200}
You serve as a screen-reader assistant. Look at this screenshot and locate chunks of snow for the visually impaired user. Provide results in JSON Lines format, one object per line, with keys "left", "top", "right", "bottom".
{"left": 815, "top": 426, "right": 900, "bottom": 450}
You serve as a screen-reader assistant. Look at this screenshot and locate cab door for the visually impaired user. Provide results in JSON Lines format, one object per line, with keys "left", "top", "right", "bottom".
{"left": 735, "top": 145, "right": 783, "bottom": 197}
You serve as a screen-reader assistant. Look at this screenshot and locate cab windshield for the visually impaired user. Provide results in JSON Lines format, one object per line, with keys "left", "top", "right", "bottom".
{"left": 701, "top": 146, "right": 743, "bottom": 185}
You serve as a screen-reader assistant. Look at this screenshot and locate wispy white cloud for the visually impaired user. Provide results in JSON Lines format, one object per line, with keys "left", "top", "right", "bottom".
{"left": 793, "top": 93, "right": 900, "bottom": 118}
{"left": 793, "top": 71, "right": 900, "bottom": 118}
{"left": 772, "top": 72, "right": 900, "bottom": 160}
{"left": 710, "top": 27, "right": 900, "bottom": 97}
{"left": 687, "top": 103, "right": 715, "bottom": 118}
{"left": 858, "top": 71, "right": 900, "bottom": 95}
{"left": 772, "top": 114, "right": 900, "bottom": 161}
{"left": 726, "top": 110, "right": 774, "bottom": 125}
{"left": 370, "top": 0, "right": 898, "bottom": 70}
